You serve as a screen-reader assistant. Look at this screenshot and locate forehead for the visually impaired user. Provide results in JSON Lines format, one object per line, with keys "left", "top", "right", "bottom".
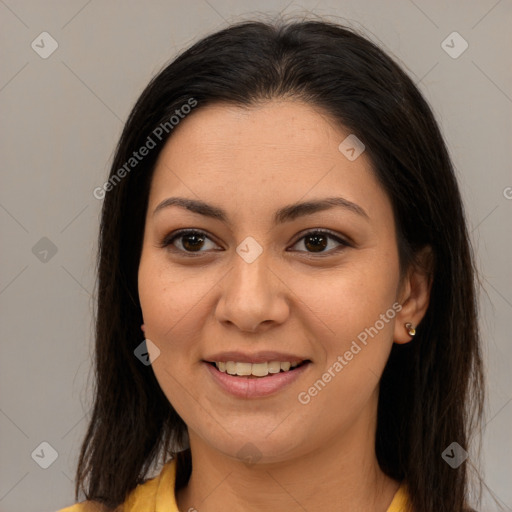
{"left": 148, "top": 100, "right": 392, "bottom": 228}
{"left": 157, "top": 99, "right": 346, "bottom": 162}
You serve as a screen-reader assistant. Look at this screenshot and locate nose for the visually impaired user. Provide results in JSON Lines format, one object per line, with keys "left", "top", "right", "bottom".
{"left": 214, "top": 251, "right": 290, "bottom": 333}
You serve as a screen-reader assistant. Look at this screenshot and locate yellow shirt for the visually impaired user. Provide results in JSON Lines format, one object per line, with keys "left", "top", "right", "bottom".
{"left": 58, "top": 458, "right": 409, "bottom": 512}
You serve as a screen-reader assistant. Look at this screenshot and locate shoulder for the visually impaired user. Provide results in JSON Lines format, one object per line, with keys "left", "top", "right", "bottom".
{"left": 57, "top": 458, "right": 178, "bottom": 512}
{"left": 386, "top": 482, "right": 409, "bottom": 512}
{"left": 56, "top": 502, "right": 116, "bottom": 512}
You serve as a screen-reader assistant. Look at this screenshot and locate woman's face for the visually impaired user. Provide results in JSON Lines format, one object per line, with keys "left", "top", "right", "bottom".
{"left": 138, "top": 99, "right": 412, "bottom": 464}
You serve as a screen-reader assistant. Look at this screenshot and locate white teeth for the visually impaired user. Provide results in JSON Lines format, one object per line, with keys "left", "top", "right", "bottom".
{"left": 251, "top": 362, "right": 269, "bottom": 377}
{"left": 268, "top": 361, "right": 281, "bottom": 374}
{"left": 236, "top": 362, "right": 252, "bottom": 376}
{"left": 214, "top": 360, "right": 303, "bottom": 377}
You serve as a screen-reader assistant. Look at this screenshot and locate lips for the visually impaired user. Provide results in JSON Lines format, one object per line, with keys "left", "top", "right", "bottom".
{"left": 204, "top": 359, "right": 312, "bottom": 398}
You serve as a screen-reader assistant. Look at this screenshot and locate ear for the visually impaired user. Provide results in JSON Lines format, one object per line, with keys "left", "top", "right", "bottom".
{"left": 393, "top": 245, "right": 434, "bottom": 344}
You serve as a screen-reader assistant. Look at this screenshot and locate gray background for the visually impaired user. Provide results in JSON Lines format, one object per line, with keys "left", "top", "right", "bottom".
{"left": 1, "top": 1, "right": 511, "bottom": 511}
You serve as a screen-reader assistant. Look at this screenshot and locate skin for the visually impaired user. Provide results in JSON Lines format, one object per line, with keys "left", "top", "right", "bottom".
{"left": 137, "top": 99, "right": 432, "bottom": 511}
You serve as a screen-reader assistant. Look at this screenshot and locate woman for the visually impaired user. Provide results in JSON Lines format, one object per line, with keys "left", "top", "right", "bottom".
{"left": 59, "top": 18, "right": 484, "bottom": 512}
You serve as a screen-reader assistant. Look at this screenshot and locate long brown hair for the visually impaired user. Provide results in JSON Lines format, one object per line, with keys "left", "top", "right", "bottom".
{"left": 76, "top": 18, "right": 484, "bottom": 512}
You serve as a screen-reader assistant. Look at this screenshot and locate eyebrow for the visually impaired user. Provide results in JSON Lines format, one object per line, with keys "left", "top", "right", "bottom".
{"left": 153, "top": 196, "right": 370, "bottom": 225}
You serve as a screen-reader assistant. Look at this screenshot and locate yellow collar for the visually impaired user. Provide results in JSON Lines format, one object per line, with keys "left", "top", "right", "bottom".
{"left": 123, "top": 458, "right": 408, "bottom": 512}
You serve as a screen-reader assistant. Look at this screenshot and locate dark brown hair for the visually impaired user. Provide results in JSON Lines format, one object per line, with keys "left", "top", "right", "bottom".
{"left": 75, "top": 18, "right": 484, "bottom": 512}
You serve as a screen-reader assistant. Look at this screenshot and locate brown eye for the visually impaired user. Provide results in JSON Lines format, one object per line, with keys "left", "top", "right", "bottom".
{"left": 161, "top": 228, "right": 350, "bottom": 257}
{"left": 180, "top": 232, "right": 206, "bottom": 252}
{"left": 303, "top": 232, "right": 328, "bottom": 252}
{"left": 291, "top": 230, "right": 350, "bottom": 254}
{"left": 162, "top": 230, "right": 219, "bottom": 254}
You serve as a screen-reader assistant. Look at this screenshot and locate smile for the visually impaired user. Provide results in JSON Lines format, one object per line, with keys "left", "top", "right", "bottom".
{"left": 204, "top": 360, "right": 312, "bottom": 398}
{"left": 212, "top": 360, "right": 305, "bottom": 377}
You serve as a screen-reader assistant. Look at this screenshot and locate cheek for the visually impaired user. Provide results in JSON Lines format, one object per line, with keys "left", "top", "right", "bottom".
{"left": 296, "top": 248, "right": 400, "bottom": 386}
{"left": 137, "top": 254, "right": 200, "bottom": 409}
{"left": 137, "top": 252, "right": 220, "bottom": 385}
{"left": 138, "top": 253, "right": 202, "bottom": 336}
{"left": 296, "top": 286, "right": 398, "bottom": 430}
{"left": 292, "top": 250, "right": 399, "bottom": 334}
{"left": 138, "top": 257, "right": 170, "bottom": 333}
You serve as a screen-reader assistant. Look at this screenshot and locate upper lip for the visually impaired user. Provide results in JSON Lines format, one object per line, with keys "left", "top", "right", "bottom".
{"left": 204, "top": 351, "right": 310, "bottom": 364}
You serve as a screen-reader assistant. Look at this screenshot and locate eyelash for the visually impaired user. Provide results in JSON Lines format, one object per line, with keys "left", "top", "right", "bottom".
{"left": 159, "top": 229, "right": 351, "bottom": 257}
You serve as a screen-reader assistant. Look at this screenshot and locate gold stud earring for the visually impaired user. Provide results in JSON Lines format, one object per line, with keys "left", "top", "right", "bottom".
{"left": 405, "top": 322, "right": 416, "bottom": 337}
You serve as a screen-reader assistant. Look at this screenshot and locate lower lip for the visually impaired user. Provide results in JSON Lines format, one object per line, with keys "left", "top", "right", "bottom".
{"left": 204, "top": 361, "right": 311, "bottom": 399}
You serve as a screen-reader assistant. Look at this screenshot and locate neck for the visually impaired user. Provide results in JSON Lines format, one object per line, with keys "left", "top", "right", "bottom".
{"left": 175, "top": 403, "right": 399, "bottom": 512}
